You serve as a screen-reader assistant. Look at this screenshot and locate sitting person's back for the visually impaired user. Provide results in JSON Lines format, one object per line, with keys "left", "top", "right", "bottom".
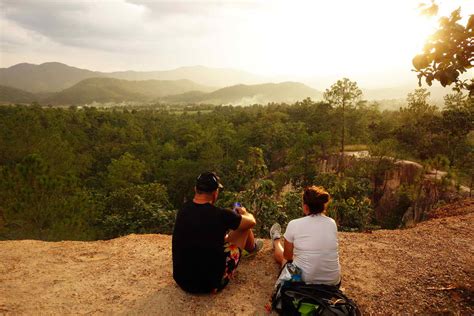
{"left": 172, "top": 172, "right": 262, "bottom": 294}
{"left": 270, "top": 185, "right": 341, "bottom": 287}
{"left": 173, "top": 201, "right": 240, "bottom": 292}
{"left": 284, "top": 213, "right": 340, "bottom": 285}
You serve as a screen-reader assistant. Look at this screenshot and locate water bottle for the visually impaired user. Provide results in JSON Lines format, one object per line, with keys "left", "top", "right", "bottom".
{"left": 287, "top": 262, "right": 302, "bottom": 282}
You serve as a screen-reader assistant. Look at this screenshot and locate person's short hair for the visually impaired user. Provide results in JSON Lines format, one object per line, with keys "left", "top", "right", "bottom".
{"left": 303, "top": 186, "right": 331, "bottom": 214}
{"left": 195, "top": 171, "right": 223, "bottom": 193}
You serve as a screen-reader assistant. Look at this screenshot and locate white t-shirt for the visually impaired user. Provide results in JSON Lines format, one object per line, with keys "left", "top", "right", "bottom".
{"left": 283, "top": 214, "right": 341, "bottom": 285}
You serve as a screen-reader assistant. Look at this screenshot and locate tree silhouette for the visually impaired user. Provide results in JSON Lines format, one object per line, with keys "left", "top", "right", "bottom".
{"left": 413, "top": 5, "right": 473, "bottom": 95}
{"left": 324, "top": 78, "right": 362, "bottom": 172}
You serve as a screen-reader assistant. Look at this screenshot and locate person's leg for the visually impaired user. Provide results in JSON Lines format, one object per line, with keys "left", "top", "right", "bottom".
{"left": 225, "top": 228, "right": 255, "bottom": 252}
{"left": 243, "top": 229, "right": 255, "bottom": 252}
{"left": 273, "top": 238, "right": 287, "bottom": 267}
{"left": 270, "top": 223, "right": 286, "bottom": 267}
{"left": 214, "top": 242, "right": 242, "bottom": 293}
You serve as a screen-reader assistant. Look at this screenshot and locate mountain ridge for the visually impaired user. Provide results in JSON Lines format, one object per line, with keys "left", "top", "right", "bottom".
{"left": 0, "top": 85, "right": 39, "bottom": 103}
{"left": 163, "top": 81, "right": 323, "bottom": 105}
{"left": 0, "top": 62, "right": 459, "bottom": 105}
{"left": 0, "top": 77, "right": 324, "bottom": 106}
{"left": 45, "top": 77, "right": 214, "bottom": 105}
{"left": 109, "top": 65, "right": 266, "bottom": 87}
{"left": 0, "top": 62, "right": 264, "bottom": 93}
{"left": 0, "top": 62, "right": 105, "bottom": 93}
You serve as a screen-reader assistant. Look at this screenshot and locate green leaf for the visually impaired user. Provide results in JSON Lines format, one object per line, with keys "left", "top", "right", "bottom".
{"left": 466, "top": 15, "right": 474, "bottom": 31}
{"left": 413, "top": 55, "right": 431, "bottom": 70}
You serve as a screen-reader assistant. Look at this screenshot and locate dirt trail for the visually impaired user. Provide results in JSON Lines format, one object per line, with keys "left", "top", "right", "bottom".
{"left": 0, "top": 200, "right": 473, "bottom": 315}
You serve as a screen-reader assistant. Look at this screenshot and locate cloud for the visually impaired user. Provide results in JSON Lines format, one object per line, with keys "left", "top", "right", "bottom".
{"left": 4, "top": 0, "right": 470, "bottom": 86}
{"left": 0, "top": 0, "right": 270, "bottom": 71}
{"left": 126, "top": 0, "right": 264, "bottom": 17}
{"left": 126, "top": 1, "right": 219, "bottom": 17}
{"left": 1, "top": 0, "right": 157, "bottom": 51}
{"left": 0, "top": 0, "right": 264, "bottom": 53}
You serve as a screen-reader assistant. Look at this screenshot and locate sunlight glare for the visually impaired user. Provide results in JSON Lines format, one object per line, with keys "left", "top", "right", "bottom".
{"left": 243, "top": 1, "right": 441, "bottom": 77}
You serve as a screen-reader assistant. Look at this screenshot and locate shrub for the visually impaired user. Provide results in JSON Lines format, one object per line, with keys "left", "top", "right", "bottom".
{"left": 314, "top": 173, "right": 374, "bottom": 230}
{"left": 97, "top": 183, "right": 176, "bottom": 238}
{"left": 0, "top": 154, "right": 98, "bottom": 241}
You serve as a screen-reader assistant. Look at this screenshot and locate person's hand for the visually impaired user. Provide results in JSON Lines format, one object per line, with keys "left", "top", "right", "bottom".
{"left": 235, "top": 207, "right": 248, "bottom": 215}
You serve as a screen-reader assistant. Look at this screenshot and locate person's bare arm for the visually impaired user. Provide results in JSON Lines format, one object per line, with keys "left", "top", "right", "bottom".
{"left": 283, "top": 239, "right": 294, "bottom": 261}
{"left": 235, "top": 207, "right": 256, "bottom": 230}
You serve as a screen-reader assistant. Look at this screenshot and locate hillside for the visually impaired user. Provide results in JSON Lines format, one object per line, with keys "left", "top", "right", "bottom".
{"left": 0, "top": 62, "right": 105, "bottom": 93}
{"left": 163, "top": 82, "right": 323, "bottom": 105}
{"left": 0, "top": 85, "right": 39, "bottom": 104}
{"left": 109, "top": 65, "right": 266, "bottom": 87}
{"left": 0, "top": 62, "right": 263, "bottom": 93}
{"left": 45, "top": 77, "right": 213, "bottom": 105}
{"left": 0, "top": 199, "right": 472, "bottom": 314}
{"left": 0, "top": 80, "right": 323, "bottom": 106}
{"left": 0, "top": 62, "right": 458, "bottom": 106}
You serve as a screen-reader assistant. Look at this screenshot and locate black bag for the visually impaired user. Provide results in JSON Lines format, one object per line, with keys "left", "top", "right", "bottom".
{"left": 271, "top": 281, "right": 361, "bottom": 316}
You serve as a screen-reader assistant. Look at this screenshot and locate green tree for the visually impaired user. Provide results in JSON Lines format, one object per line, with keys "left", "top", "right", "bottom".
{"left": 98, "top": 183, "right": 176, "bottom": 238}
{"left": 159, "top": 158, "right": 200, "bottom": 206}
{"left": 413, "top": 6, "right": 473, "bottom": 95}
{"left": 396, "top": 88, "right": 439, "bottom": 159}
{"left": 444, "top": 91, "right": 469, "bottom": 109}
{"left": 427, "top": 154, "right": 450, "bottom": 196}
{"left": 105, "top": 152, "right": 146, "bottom": 191}
{"left": 366, "top": 139, "right": 398, "bottom": 207}
{"left": 324, "top": 78, "right": 363, "bottom": 171}
{"left": 286, "top": 131, "right": 322, "bottom": 185}
{"left": 238, "top": 179, "right": 281, "bottom": 236}
{"left": 405, "top": 88, "right": 437, "bottom": 117}
{"left": 0, "top": 154, "right": 96, "bottom": 240}
{"left": 236, "top": 146, "right": 268, "bottom": 190}
{"left": 314, "top": 173, "right": 374, "bottom": 230}
{"left": 437, "top": 95, "right": 473, "bottom": 165}
{"left": 463, "top": 152, "right": 474, "bottom": 197}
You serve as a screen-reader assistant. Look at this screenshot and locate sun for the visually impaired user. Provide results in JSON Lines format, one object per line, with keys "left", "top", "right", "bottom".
{"left": 241, "top": 1, "right": 449, "bottom": 78}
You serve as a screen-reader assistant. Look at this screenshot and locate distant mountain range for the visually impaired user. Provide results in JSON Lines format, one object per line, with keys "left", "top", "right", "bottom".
{"left": 0, "top": 62, "right": 264, "bottom": 93}
{"left": 0, "top": 62, "right": 458, "bottom": 106}
{"left": 0, "top": 62, "right": 322, "bottom": 106}
{"left": 0, "top": 85, "right": 40, "bottom": 104}
{"left": 163, "top": 82, "right": 322, "bottom": 105}
{"left": 47, "top": 77, "right": 213, "bottom": 105}
{"left": 108, "top": 65, "right": 266, "bottom": 88}
{"left": 0, "top": 62, "right": 105, "bottom": 93}
{"left": 0, "top": 77, "right": 321, "bottom": 106}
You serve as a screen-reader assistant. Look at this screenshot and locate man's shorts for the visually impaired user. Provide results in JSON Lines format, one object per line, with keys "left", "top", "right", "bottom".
{"left": 213, "top": 242, "right": 242, "bottom": 292}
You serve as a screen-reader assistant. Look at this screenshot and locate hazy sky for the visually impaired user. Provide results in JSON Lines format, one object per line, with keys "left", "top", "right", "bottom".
{"left": 0, "top": 0, "right": 473, "bottom": 88}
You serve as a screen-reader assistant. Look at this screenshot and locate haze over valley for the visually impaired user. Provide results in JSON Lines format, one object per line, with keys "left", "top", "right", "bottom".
{"left": 0, "top": 61, "right": 456, "bottom": 107}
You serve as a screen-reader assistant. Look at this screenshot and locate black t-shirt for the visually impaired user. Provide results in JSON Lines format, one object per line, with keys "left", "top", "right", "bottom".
{"left": 172, "top": 201, "right": 242, "bottom": 293}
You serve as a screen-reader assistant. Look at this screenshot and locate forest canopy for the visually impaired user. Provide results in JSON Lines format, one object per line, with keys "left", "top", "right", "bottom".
{"left": 0, "top": 88, "right": 472, "bottom": 240}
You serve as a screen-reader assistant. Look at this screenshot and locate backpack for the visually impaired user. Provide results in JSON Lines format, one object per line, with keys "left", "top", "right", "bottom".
{"left": 271, "top": 281, "right": 361, "bottom": 316}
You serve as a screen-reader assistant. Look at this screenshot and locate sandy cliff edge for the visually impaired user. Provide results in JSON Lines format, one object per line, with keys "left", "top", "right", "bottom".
{"left": 0, "top": 200, "right": 473, "bottom": 315}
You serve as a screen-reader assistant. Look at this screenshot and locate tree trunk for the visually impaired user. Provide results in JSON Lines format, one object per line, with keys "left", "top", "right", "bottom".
{"left": 340, "top": 97, "right": 346, "bottom": 174}
{"left": 341, "top": 102, "right": 345, "bottom": 155}
{"left": 303, "top": 151, "right": 308, "bottom": 185}
{"left": 414, "top": 176, "right": 425, "bottom": 223}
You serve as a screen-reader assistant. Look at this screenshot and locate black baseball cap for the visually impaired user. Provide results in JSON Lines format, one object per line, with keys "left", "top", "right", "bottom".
{"left": 196, "top": 171, "right": 223, "bottom": 192}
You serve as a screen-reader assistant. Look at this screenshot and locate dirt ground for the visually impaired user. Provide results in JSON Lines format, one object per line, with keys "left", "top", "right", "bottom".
{"left": 0, "top": 200, "right": 473, "bottom": 315}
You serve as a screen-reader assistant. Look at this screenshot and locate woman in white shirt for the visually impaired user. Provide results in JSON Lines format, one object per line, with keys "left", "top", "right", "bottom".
{"left": 270, "top": 185, "right": 341, "bottom": 286}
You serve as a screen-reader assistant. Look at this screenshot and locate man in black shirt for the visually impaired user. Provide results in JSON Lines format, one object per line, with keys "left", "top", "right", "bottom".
{"left": 172, "top": 171, "right": 262, "bottom": 293}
